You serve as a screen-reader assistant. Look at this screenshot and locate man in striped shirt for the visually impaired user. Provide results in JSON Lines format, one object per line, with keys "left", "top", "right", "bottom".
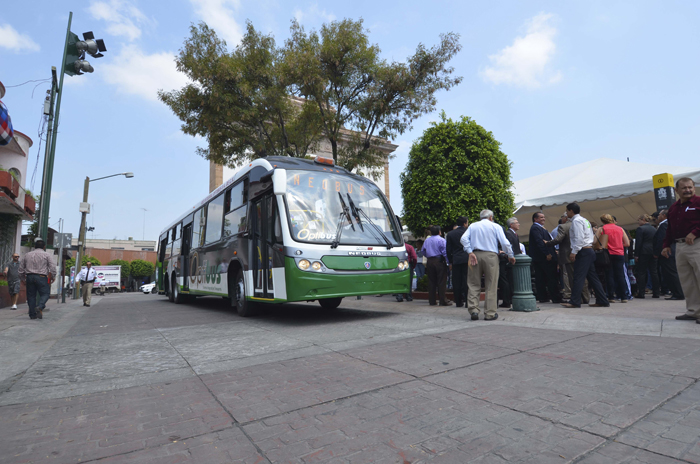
{"left": 18, "top": 238, "right": 57, "bottom": 320}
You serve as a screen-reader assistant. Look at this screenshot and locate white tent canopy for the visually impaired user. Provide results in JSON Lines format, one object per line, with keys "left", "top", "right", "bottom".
{"left": 512, "top": 158, "right": 700, "bottom": 240}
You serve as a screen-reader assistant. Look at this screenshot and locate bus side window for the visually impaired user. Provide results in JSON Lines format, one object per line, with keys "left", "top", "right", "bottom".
{"left": 205, "top": 194, "right": 225, "bottom": 244}
{"left": 192, "top": 208, "right": 206, "bottom": 249}
{"left": 172, "top": 224, "right": 182, "bottom": 256}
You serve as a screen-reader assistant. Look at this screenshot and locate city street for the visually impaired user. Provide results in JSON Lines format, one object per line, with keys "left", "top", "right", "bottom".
{"left": 1, "top": 292, "right": 699, "bottom": 463}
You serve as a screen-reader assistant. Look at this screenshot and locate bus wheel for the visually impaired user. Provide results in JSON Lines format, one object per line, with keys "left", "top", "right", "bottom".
{"left": 172, "top": 276, "right": 183, "bottom": 304}
{"left": 319, "top": 297, "right": 343, "bottom": 310}
{"left": 234, "top": 269, "right": 255, "bottom": 317}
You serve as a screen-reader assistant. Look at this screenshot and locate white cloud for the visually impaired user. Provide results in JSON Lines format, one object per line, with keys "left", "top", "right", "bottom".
{"left": 481, "top": 12, "right": 562, "bottom": 89}
{"left": 0, "top": 24, "right": 40, "bottom": 53}
{"left": 88, "top": 0, "right": 153, "bottom": 41}
{"left": 101, "top": 45, "right": 188, "bottom": 102}
{"left": 189, "top": 0, "right": 243, "bottom": 46}
{"left": 293, "top": 4, "right": 336, "bottom": 24}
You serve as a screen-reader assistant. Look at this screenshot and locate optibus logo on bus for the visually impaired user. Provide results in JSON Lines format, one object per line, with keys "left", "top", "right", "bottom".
{"left": 189, "top": 252, "right": 222, "bottom": 285}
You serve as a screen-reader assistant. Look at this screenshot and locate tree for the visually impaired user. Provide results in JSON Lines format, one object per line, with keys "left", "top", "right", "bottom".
{"left": 130, "top": 259, "right": 154, "bottom": 278}
{"left": 159, "top": 22, "right": 323, "bottom": 167}
{"left": 160, "top": 18, "right": 462, "bottom": 176}
{"left": 107, "top": 259, "right": 130, "bottom": 278}
{"left": 400, "top": 112, "right": 515, "bottom": 237}
{"left": 283, "top": 18, "right": 462, "bottom": 174}
{"left": 64, "top": 255, "right": 101, "bottom": 274}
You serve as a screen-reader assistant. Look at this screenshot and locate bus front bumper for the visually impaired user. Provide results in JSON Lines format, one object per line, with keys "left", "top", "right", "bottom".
{"left": 285, "top": 257, "right": 410, "bottom": 301}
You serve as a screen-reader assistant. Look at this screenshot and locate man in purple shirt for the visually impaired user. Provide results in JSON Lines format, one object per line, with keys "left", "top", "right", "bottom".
{"left": 423, "top": 225, "right": 452, "bottom": 306}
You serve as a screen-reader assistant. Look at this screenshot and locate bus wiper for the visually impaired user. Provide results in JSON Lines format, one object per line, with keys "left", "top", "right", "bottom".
{"left": 331, "top": 192, "right": 355, "bottom": 249}
{"left": 346, "top": 194, "right": 393, "bottom": 249}
{"left": 346, "top": 194, "right": 364, "bottom": 232}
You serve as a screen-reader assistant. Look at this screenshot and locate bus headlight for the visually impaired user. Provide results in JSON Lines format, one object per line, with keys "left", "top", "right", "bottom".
{"left": 397, "top": 260, "right": 408, "bottom": 271}
{"left": 311, "top": 261, "right": 322, "bottom": 271}
{"left": 298, "top": 259, "right": 310, "bottom": 270}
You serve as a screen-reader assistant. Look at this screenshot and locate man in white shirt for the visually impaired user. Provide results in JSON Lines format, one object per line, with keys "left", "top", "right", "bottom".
{"left": 461, "top": 210, "right": 515, "bottom": 321}
{"left": 77, "top": 261, "right": 97, "bottom": 307}
{"left": 561, "top": 203, "right": 609, "bottom": 308}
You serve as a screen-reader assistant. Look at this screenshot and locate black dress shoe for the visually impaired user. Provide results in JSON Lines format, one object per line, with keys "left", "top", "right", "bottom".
{"left": 499, "top": 303, "right": 511, "bottom": 308}
{"left": 652, "top": 295, "right": 660, "bottom": 298}
{"left": 395, "top": 296, "right": 404, "bottom": 302}
{"left": 676, "top": 314, "right": 697, "bottom": 321}
{"left": 538, "top": 299, "right": 550, "bottom": 304}
{"left": 471, "top": 313, "right": 479, "bottom": 321}
{"left": 406, "top": 296, "right": 413, "bottom": 302}
{"left": 485, "top": 313, "right": 499, "bottom": 321}
{"left": 667, "top": 296, "right": 685, "bottom": 301}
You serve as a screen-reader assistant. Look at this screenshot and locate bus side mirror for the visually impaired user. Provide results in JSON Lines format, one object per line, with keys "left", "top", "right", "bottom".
{"left": 273, "top": 169, "right": 286, "bottom": 195}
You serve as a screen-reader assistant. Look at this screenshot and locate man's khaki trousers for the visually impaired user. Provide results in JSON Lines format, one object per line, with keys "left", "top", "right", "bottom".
{"left": 676, "top": 242, "right": 700, "bottom": 317}
{"left": 82, "top": 282, "right": 94, "bottom": 306}
{"left": 467, "top": 251, "right": 499, "bottom": 318}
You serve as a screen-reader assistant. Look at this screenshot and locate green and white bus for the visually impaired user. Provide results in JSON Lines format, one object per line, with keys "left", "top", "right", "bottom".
{"left": 156, "top": 156, "right": 410, "bottom": 315}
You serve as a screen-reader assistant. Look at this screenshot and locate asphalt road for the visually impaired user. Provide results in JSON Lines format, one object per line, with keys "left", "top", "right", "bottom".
{"left": 0, "top": 292, "right": 699, "bottom": 463}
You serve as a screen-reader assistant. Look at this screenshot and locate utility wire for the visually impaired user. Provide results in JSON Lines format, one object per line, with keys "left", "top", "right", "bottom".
{"left": 5, "top": 79, "right": 51, "bottom": 88}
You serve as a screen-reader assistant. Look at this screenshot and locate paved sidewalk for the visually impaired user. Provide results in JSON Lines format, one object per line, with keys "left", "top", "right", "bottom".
{"left": 0, "top": 293, "right": 698, "bottom": 463}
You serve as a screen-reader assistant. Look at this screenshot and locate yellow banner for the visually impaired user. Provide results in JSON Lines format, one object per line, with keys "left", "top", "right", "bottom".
{"left": 653, "top": 173, "right": 674, "bottom": 189}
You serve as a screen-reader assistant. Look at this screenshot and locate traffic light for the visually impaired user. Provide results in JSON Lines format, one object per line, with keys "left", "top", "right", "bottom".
{"left": 65, "top": 31, "right": 106, "bottom": 76}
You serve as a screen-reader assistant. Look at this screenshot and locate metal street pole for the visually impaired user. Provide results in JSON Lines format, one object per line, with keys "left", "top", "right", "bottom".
{"left": 73, "top": 176, "right": 89, "bottom": 300}
{"left": 141, "top": 208, "right": 147, "bottom": 240}
{"left": 56, "top": 218, "right": 64, "bottom": 304}
{"left": 40, "top": 12, "right": 73, "bottom": 242}
{"left": 38, "top": 67, "right": 58, "bottom": 240}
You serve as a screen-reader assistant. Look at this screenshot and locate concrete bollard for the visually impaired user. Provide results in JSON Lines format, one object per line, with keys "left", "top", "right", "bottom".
{"left": 511, "top": 254, "right": 539, "bottom": 312}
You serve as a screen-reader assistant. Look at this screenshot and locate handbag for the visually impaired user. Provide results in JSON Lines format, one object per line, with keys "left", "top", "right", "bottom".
{"left": 594, "top": 234, "right": 610, "bottom": 267}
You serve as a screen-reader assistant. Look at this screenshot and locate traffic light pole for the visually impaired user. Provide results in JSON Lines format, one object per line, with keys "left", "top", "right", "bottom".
{"left": 39, "top": 11, "right": 73, "bottom": 242}
{"left": 37, "top": 68, "right": 57, "bottom": 240}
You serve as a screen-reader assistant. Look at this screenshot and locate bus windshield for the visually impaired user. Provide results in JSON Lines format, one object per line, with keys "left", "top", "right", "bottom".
{"left": 285, "top": 171, "right": 402, "bottom": 247}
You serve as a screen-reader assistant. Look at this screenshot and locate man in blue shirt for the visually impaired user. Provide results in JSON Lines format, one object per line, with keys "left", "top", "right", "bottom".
{"left": 423, "top": 225, "right": 451, "bottom": 306}
{"left": 461, "top": 210, "right": 515, "bottom": 321}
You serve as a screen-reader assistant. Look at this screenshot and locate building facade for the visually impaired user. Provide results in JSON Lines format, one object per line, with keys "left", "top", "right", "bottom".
{"left": 0, "top": 80, "right": 35, "bottom": 267}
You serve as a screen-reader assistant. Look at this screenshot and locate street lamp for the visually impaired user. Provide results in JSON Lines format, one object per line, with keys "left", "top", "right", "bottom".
{"left": 73, "top": 172, "right": 133, "bottom": 299}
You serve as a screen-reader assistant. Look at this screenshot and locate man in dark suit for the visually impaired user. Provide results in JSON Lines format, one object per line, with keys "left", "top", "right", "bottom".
{"left": 529, "top": 212, "right": 561, "bottom": 303}
{"left": 654, "top": 209, "right": 684, "bottom": 300}
{"left": 498, "top": 218, "right": 522, "bottom": 308}
{"left": 446, "top": 216, "right": 469, "bottom": 307}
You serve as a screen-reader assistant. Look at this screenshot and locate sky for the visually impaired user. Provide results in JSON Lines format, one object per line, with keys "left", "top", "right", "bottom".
{"left": 2, "top": 0, "right": 699, "bottom": 242}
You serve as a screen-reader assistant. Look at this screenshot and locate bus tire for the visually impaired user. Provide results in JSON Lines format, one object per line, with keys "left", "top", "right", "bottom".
{"left": 166, "top": 276, "right": 173, "bottom": 302}
{"left": 233, "top": 269, "right": 255, "bottom": 317}
{"left": 172, "top": 275, "right": 183, "bottom": 304}
{"left": 319, "top": 297, "right": 343, "bottom": 310}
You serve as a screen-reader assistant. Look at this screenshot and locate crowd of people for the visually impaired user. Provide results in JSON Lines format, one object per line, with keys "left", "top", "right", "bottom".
{"left": 402, "top": 177, "right": 700, "bottom": 323}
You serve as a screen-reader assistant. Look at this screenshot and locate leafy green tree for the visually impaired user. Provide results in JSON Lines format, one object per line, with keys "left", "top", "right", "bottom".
{"left": 130, "top": 259, "right": 155, "bottom": 278}
{"left": 283, "top": 18, "right": 462, "bottom": 174}
{"left": 64, "top": 255, "right": 102, "bottom": 274}
{"left": 107, "top": 259, "right": 131, "bottom": 278}
{"left": 160, "top": 18, "right": 462, "bottom": 176}
{"left": 400, "top": 112, "right": 515, "bottom": 237}
{"left": 159, "top": 22, "right": 323, "bottom": 166}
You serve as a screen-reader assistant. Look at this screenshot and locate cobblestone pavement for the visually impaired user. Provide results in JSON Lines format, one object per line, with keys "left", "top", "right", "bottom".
{"left": 0, "top": 293, "right": 698, "bottom": 463}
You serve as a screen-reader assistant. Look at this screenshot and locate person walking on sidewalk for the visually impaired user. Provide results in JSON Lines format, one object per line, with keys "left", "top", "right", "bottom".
{"left": 653, "top": 209, "right": 684, "bottom": 301}
{"left": 461, "top": 210, "right": 515, "bottom": 321}
{"left": 18, "top": 239, "right": 56, "bottom": 320}
{"left": 561, "top": 203, "right": 609, "bottom": 309}
{"left": 661, "top": 178, "right": 700, "bottom": 322}
{"left": 2, "top": 253, "right": 21, "bottom": 309}
{"left": 545, "top": 216, "right": 591, "bottom": 304}
{"left": 77, "top": 262, "right": 97, "bottom": 307}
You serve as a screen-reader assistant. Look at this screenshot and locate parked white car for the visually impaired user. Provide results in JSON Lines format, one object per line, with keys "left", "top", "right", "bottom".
{"left": 140, "top": 282, "right": 156, "bottom": 294}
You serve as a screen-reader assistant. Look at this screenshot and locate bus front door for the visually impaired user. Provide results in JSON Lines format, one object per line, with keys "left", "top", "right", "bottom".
{"left": 251, "top": 194, "right": 275, "bottom": 300}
